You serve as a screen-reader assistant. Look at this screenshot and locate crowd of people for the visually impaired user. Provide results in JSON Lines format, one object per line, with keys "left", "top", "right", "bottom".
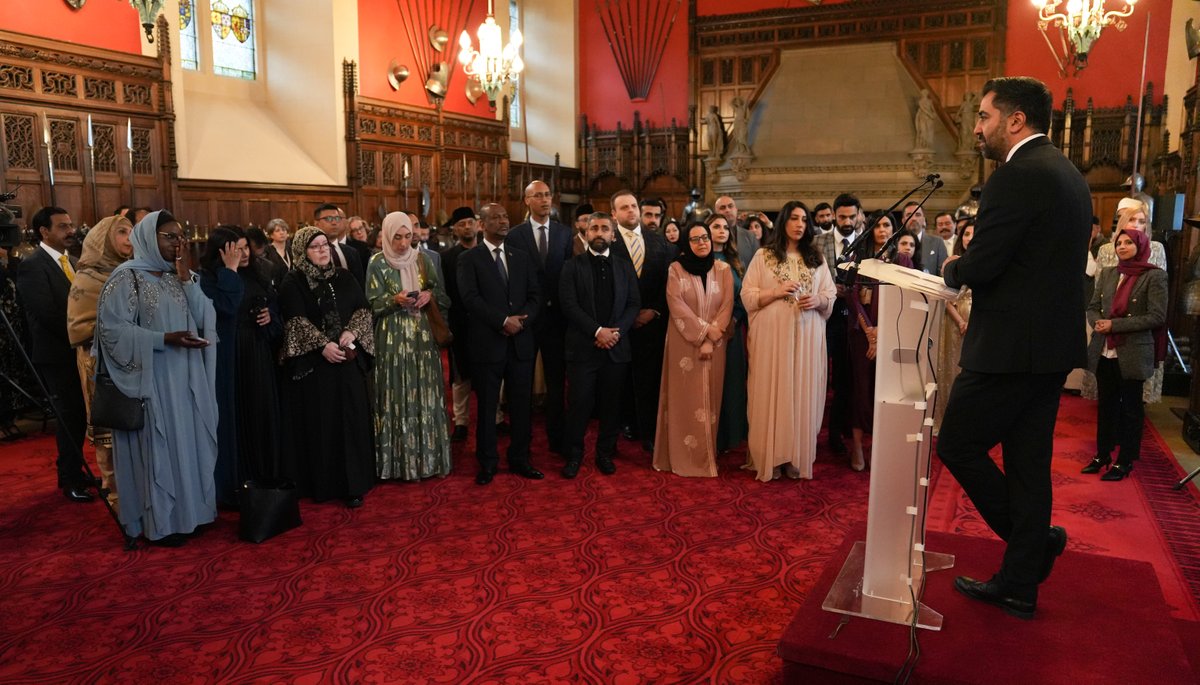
{"left": 0, "top": 165, "right": 1165, "bottom": 548}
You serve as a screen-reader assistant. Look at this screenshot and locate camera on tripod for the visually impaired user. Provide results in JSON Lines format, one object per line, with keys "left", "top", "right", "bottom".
{"left": 0, "top": 190, "right": 23, "bottom": 249}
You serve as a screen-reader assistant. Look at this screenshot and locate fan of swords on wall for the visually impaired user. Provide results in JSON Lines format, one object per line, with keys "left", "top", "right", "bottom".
{"left": 596, "top": 0, "right": 682, "bottom": 101}
{"left": 390, "top": 0, "right": 486, "bottom": 104}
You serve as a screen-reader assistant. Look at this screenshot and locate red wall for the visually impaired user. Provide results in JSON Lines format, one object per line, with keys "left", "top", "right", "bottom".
{"left": 0, "top": 1, "right": 142, "bottom": 53}
{"left": 1006, "top": 0, "right": 1170, "bottom": 108}
{"left": 578, "top": 0, "right": 1170, "bottom": 131}
{"left": 576, "top": 0, "right": 690, "bottom": 131}
{"left": 357, "top": 0, "right": 499, "bottom": 119}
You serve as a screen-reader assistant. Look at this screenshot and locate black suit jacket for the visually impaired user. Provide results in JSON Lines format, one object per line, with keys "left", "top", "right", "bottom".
{"left": 333, "top": 240, "right": 366, "bottom": 288}
{"left": 609, "top": 225, "right": 673, "bottom": 316}
{"left": 508, "top": 219, "right": 573, "bottom": 325}
{"left": 559, "top": 252, "right": 641, "bottom": 363}
{"left": 457, "top": 242, "right": 541, "bottom": 364}
{"left": 17, "top": 247, "right": 76, "bottom": 365}
{"left": 942, "top": 136, "right": 1092, "bottom": 374}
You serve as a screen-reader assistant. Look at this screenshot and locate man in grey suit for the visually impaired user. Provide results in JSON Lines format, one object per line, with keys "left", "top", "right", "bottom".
{"left": 813, "top": 194, "right": 863, "bottom": 455}
{"left": 938, "top": 77, "right": 1091, "bottom": 619}
{"left": 714, "top": 195, "right": 761, "bottom": 267}
{"left": 902, "top": 201, "right": 949, "bottom": 276}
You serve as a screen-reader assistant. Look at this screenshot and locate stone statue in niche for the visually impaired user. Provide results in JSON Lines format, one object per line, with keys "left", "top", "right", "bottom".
{"left": 957, "top": 92, "right": 980, "bottom": 154}
{"left": 913, "top": 89, "right": 936, "bottom": 151}
{"left": 728, "top": 97, "right": 754, "bottom": 158}
{"left": 704, "top": 106, "right": 726, "bottom": 161}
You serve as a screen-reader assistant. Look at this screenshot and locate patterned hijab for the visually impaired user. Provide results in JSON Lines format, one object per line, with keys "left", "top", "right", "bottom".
{"left": 77, "top": 215, "right": 133, "bottom": 273}
{"left": 290, "top": 227, "right": 336, "bottom": 290}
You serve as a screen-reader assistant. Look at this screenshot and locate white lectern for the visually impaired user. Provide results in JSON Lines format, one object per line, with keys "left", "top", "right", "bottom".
{"left": 822, "top": 259, "right": 961, "bottom": 631}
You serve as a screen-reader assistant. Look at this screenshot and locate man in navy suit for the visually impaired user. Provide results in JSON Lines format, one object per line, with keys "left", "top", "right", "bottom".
{"left": 558, "top": 212, "right": 641, "bottom": 478}
{"left": 457, "top": 203, "right": 544, "bottom": 485}
{"left": 901, "top": 201, "right": 949, "bottom": 276}
{"left": 17, "top": 207, "right": 91, "bottom": 502}
{"left": 314, "top": 204, "right": 366, "bottom": 287}
{"left": 609, "top": 189, "right": 674, "bottom": 453}
{"left": 938, "top": 77, "right": 1091, "bottom": 619}
{"left": 508, "top": 180, "right": 574, "bottom": 454}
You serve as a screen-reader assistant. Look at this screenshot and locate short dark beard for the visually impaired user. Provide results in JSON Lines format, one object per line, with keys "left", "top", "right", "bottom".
{"left": 589, "top": 237, "right": 610, "bottom": 252}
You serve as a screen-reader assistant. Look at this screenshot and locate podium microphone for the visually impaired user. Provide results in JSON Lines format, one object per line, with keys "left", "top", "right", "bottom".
{"left": 925, "top": 173, "right": 944, "bottom": 189}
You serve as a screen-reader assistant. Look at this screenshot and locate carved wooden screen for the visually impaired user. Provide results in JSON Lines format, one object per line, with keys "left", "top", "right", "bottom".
{"left": 344, "top": 61, "right": 510, "bottom": 227}
{"left": 0, "top": 24, "right": 174, "bottom": 226}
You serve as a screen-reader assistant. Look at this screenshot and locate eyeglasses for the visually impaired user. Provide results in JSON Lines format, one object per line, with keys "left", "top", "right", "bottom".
{"left": 688, "top": 235, "right": 711, "bottom": 244}
{"left": 157, "top": 232, "right": 183, "bottom": 244}
{"left": 307, "top": 241, "right": 331, "bottom": 251}
{"left": 526, "top": 192, "right": 552, "bottom": 200}
{"left": 317, "top": 215, "right": 343, "bottom": 224}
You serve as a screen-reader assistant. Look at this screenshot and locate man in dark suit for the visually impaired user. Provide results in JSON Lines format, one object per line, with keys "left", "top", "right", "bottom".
{"left": 441, "top": 206, "right": 483, "bottom": 442}
{"left": 314, "top": 204, "right": 366, "bottom": 287}
{"left": 572, "top": 204, "right": 593, "bottom": 256}
{"left": 508, "top": 180, "right": 574, "bottom": 454}
{"left": 17, "top": 207, "right": 91, "bottom": 502}
{"left": 559, "top": 211, "right": 641, "bottom": 478}
{"left": 813, "top": 193, "right": 863, "bottom": 457}
{"left": 938, "top": 77, "right": 1090, "bottom": 619}
{"left": 609, "top": 189, "right": 673, "bottom": 453}
{"left": 902, "top": 201, "right": 949, "bottom": 276}
{"left": 714, "top": 195, "right": 761, "bottom": 268}
{"left": 458, "top": 202, "right": 544, "bottom": 485}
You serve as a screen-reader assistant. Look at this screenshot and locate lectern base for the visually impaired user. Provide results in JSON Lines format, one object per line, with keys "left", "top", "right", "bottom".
{"left": 821, "top": 541, "right": 955, "bottom": 631}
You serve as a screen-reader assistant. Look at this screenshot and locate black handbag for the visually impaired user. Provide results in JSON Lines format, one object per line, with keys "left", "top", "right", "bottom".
{"left": 91, "top": 353, "right": 145, "bottom": 431}
{"left": 91, "top": 273, "right": 146, "bottom": 431}
{"left": 237, "top": 479, "right": 302, "bottom": 543}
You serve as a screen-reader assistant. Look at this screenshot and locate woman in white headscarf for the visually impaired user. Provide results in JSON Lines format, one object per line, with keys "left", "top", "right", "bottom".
{"left": 367, "top": 212, "right": 452, "bottom": 480}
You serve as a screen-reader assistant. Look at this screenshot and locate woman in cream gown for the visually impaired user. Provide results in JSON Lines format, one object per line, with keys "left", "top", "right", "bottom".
{"left": 742, "top": 201, "right": 836, "bottom": 481}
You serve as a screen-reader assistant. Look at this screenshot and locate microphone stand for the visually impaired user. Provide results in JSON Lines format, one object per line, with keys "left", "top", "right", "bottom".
{"left": 873, "top": 179, "right": 944, "bottom": 263}
{"left": 835, "top": 176, "right": 937, "bottom": 284}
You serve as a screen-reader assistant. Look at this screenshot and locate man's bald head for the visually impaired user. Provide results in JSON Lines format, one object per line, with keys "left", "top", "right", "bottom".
{"left": 715, "top": 196, "right": 737, "bottom": 223}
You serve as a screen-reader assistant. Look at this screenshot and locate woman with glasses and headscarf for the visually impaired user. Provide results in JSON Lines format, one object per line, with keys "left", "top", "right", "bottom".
{"left": 96, "top": 211, "right": 219, "bottom": 546}
{"left": 652, "top": 221, "right": 734, "bottom": 477}
{"left": 278, "top": 227, "right": 376, "bottom": 508}
{"left": 367, "top": 212, "right": 452, "bottom": 481}
{"left": 67, "top": 215, "right": 133, "bottom": 509}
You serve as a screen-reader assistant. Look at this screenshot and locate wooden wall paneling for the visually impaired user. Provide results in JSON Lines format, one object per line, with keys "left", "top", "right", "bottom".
{"left": 175, "top": 180, "right": 353, "bottom": 234}
{"left": 0, "top": 27, "right": 174, "bottom": 226}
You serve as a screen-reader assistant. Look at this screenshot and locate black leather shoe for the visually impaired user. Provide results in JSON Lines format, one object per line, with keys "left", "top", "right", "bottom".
{"left": 451, "top": 425, "right": 468, "bottom": 442}
{"left": 621, "top": 425, "right": 636, "bottom": 441}
{"left": 1081, "top": 456, "right": 1111, "bottom": 474}
{"left": 1100, "top": 462, "right": 1132, "bottom": 481}
{"left": 596, "top": 455, "right": 617, "bottom": 475}
{"left": 562, "top": 459, "right": 581, "bottom": 479}
{"left": 344, "top": 496, "right": 364, "bottom": 509}
{"left": 475, "top": 470, "right": 495, "bottom": 485}
{"left": 954, "top": 576, "right": 1036, "bottom": 620}
{"left": 1040, "top": 526, "right": 1067, "bottom": 582}
{"left": 63, "top": 487, "right": 94, "bottom": 503}
{"left": 495, "top": 421, "right": 511, "bottom": 435}
{"left": 511, "top": 465, "right": 544, "bottom": 480}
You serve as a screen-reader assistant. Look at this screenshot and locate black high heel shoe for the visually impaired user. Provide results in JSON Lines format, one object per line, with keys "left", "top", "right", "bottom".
{"left": 1100, "top": 462, "right": 1132, "bottom": 481}
{"left": 1081, "top": 455, "right": 1111, "bottom": 474}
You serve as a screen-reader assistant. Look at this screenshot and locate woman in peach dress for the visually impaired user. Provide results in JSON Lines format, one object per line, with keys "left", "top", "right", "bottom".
{"left": 653, "top": 222, "right": 734, "bottom": 477}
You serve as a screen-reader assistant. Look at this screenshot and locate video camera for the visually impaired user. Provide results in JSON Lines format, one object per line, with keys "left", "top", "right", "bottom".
{"left": 0, "top": 191, "right": 22, "bottom": 249}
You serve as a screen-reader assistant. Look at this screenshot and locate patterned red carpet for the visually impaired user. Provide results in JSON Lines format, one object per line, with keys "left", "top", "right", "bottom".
{"left": 0, "top": 396, "right": 1196, "bottom": 683}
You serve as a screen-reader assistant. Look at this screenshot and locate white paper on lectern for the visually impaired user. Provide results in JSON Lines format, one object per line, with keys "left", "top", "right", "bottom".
{"left": 838, "top": 258, "right": 960, "bottom": 301}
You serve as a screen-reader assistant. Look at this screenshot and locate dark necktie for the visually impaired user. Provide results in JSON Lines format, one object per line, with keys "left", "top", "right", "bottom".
{"left": 333, "top": 243, "right": 347, "bottom": 269}
{"left": 494, "top": 247, "right": 508, "bottom": 285}
{"left": 538, "top": 225, "right": 548, "bottom": 263}
{"left": 841, "top": 238, "right": 849, "bottom": 257}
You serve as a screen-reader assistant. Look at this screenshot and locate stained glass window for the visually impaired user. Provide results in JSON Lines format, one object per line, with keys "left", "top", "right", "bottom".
{"left": 508, "top": 0, "right": 521, "bottom": 127}
{"left": 180, "top": 0, "right": 199, "bottom": 71}
{"left": 210, "top": 0, "right": 257, "bottom": 80}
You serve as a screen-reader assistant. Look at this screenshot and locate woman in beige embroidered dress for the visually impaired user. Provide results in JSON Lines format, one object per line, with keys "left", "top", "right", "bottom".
{"left": 742, "top": 201, "right": 836, "bottom": 481}
{"left": 653, "top": 222, "right": 734, "bottom": 477}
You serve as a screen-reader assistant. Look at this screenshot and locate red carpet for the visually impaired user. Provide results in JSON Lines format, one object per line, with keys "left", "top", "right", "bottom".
{"left": 0, "top": 396, "right": 1197, "bottom": 683}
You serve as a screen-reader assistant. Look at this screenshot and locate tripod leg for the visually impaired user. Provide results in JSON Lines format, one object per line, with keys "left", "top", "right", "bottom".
{"left": 1174, "top": 465, "right": 1200, "bottom": 491}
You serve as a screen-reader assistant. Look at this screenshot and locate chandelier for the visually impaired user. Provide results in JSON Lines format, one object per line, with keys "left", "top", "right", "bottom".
{"left": 456, "top": 0, "right": 524, "bottom": 105}
{"left": 128, "top": 0, "right": 165, "bottom": 43}
{"left": 1032, "top": 0, "right": 1139, "bottom": 76}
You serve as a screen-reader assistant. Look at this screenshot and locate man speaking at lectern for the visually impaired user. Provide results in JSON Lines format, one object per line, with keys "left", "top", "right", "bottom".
{"left": 937, "top": 77, "right": 1091, "bottom": 619}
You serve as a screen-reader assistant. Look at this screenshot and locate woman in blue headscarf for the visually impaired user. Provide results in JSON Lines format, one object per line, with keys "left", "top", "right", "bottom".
{"left": 96, "top": 210, "right": 219, "bottom": 546}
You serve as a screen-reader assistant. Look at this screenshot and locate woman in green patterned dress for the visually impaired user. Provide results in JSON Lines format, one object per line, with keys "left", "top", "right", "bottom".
{"left": 367, "top": 212, "right": 452, "bottom": 480}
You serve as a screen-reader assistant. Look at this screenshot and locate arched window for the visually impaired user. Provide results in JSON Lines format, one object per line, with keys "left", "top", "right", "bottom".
{"left": 178, "top": 0, "right": 258, "bottom": 81}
